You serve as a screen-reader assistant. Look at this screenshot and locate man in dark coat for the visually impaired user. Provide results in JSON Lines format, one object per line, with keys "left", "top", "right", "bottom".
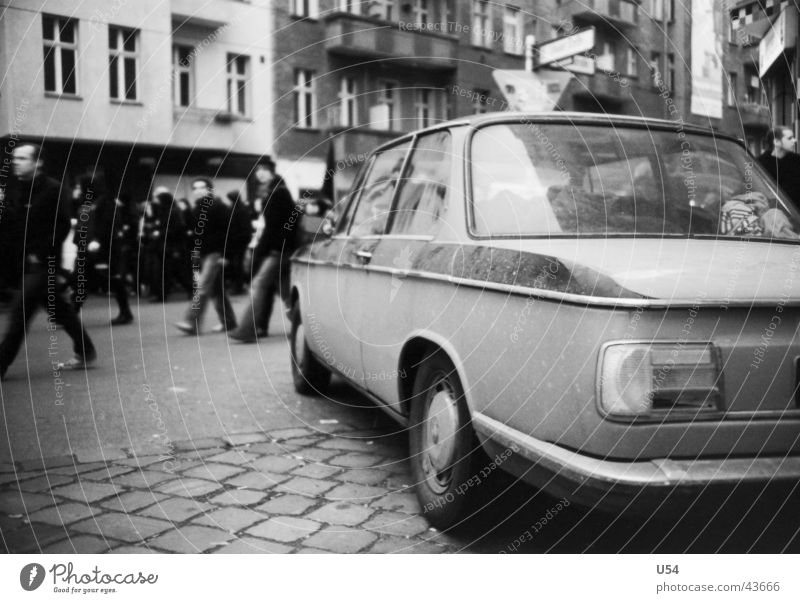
{"left": 174, "top": 177, "right": 236, "bottom": 335}
{"left": 0, "top": 144, "right": 96, "bottom": 379}
{"left": 229, "top": 156, "right": 298, "bottom": 342}
{"left": 757, "top": 125, "right": 800, "bottom": 211}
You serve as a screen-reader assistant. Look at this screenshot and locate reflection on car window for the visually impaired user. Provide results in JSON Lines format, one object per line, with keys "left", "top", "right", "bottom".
{"left": 389, "top": 131, "right": 451, "bottom": 237}
{"left": 335, "top": 156, "right": 374, "bottom": 235}
{"left": 471, "top": 123, "right": 800, "bottom": 241}
{"left": 350, "top": 142, "right": 411, "bottom": 237}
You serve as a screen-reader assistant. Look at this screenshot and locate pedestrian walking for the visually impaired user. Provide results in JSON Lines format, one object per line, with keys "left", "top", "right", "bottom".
{"left": 174, "top": 177, "right": 237, "bottom": 335}
{"left": 229, "top": 156, "right": 298, "bottom": 343}
{"left": 0, "top": 144, "right": 96, "bottom": 380}
{"left": 222, "top": 190, "right": 253, "bottom": 295}
{"left": 757, "top": 125, "right": 800, "bottom": 211}
{"left": 84, "top": 184, "right": 134, "bottom": 325}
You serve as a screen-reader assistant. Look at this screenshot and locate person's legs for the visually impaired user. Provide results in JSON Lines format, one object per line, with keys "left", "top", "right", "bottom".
{"left": 183, "top": 253, "right": 220, "bottom": 331}
{"left": 53, "top": 288, "right": 96, "bottom": 361}
{"left": 211, "top": 261, "right": 237, "bottom": 330}
{"left": 230, "top": 253, "right": 280, "bottom": 340}
{"left": 0, "top": 269, "right": 44, "bottom": 373}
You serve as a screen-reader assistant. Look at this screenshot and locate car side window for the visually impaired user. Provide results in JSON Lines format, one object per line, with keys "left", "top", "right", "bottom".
{"left": 335, "top": 156, "right": 374, "bottom": 235}
{"left": 388, "top": 130, "right": 451, "bottom": 237}
{"left": 349, "top": 142, "right": 411, "bottom": 237}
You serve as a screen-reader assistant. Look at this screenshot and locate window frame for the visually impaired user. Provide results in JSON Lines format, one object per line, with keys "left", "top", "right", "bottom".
{"left": 225, "top": 53, "right": 250, "bottom": 116}
{"left": 379, "top": 79, "right": 400, "bottom": 129}
{"left": 294, "top": 68, "right": 317, "bottom": 129}
{"left": 503, "top": 5, "right": 524, "bottom": 55}
{"left": 339, "top": 76, "right": 358, "bottom": 127}
{"left": 42, "top": 14, "right": 79, "bottom": 96}
{"left": 173, "top": 44, "right": 195, "bottom": 107}
{"left": 471, "top": 0, "right": 492, "bottom": 48}
{"left": 291, "top": 0, "right": 319, "bottom": 18}
{"left": 108, "top": 25, "right": 139, "bottom": 102}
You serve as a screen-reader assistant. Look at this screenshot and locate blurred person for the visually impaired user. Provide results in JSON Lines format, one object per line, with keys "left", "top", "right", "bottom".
{"left": 84, "top": 186, "right": 134, "bottom": 325}
{"left": 174, "top": 177, "right": 236, "bottom": 335}
{"left": 0, "top": 144, "right": 96, "bottom": 379}
{"left": 757, "top": 125, "right": 800, "bottom": 210}
{"left": 223, "top": 190, "right": 254, "bottom": 295}
{"left": 229, "top": 156, "right": 298, "bottom": 343}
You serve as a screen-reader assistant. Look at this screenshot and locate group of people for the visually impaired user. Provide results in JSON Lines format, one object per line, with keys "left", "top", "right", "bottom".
{"left": 0, "top": 147, "right": 308, "bottom": 380}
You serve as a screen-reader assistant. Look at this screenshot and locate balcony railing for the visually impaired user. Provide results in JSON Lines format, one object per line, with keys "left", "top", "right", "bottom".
{"left": 324, "top": 13, "right": 458, "bottom": 70}
{"left": 571, "top": 0, "right": 638, "bottom": 27}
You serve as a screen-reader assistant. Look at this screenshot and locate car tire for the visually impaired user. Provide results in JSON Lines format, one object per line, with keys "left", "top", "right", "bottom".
{"left": 290, "top": 302, "right": 331, "bottom": 395}
{"left": 409, "top": 351, "right": 477, "bottom": 529}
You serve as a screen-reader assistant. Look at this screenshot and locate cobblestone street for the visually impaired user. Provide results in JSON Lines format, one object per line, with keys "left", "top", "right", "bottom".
{"left": 1, "top": 425, "right": 461, "bottom": 553}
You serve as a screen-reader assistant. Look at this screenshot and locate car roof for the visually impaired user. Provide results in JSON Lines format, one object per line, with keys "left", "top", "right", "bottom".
{"left": 372, "top": 111, "right": 744, "bottom": 154}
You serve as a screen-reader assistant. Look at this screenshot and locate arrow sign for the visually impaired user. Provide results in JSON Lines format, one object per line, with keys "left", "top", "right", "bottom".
{"left": 537, "top": 27, "right": 596, "bottom": 67}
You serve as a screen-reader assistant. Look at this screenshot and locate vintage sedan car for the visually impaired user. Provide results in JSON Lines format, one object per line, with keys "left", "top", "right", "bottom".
{"left": 289, "top": 112, "right": 800, "bottom": 528}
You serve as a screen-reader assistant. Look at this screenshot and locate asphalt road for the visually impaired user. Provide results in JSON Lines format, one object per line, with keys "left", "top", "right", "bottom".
{"left": 2, "top": 294, "right": 799, "bottom": 553}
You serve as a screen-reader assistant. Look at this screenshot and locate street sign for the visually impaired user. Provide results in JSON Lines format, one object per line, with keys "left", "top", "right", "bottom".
{"left": 551, "top": 55, "right": 596, "bottom": 75}
{"left": 537, "top": 27, "right": 596, "bottom": 67}
{"left": 492, "top": 69, "right": 575, "bottom": 112}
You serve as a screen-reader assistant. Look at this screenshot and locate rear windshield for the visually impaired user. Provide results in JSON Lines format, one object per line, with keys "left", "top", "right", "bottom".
{"left": 470, "top": 122, "right": 800, "bottom": 241}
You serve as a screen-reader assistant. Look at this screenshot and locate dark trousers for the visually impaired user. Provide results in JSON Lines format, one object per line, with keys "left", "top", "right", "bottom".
{"left": 0, "top": 262, "right": 95, "bottom": 370}
{"left": 235, "top": 251, "right": 290, "bottom": 337}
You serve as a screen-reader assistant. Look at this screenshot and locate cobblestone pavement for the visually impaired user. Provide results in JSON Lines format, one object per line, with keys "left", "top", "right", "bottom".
{"left": 1, "top": 426, "right": 463, "bottom": 553}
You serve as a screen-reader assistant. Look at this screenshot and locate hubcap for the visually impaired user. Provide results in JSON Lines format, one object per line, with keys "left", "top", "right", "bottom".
{"left": 423, "top": 382, "right": 459, "bottom": 490}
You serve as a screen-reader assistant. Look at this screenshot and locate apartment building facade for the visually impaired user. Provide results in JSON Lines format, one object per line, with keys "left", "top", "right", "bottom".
{"left": 0, "top": 0, "right": 273, "bottom": 202}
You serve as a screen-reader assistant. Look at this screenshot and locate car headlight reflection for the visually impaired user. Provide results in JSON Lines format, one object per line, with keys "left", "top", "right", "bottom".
{"left": 600, "top": 343, "right": 722, "bottom": 418}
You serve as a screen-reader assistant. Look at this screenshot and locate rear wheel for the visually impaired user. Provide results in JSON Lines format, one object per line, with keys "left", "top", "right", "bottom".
{"left": 409, "top": 351, "right": 477, "bottom": 529}
{"left": 289, "top": 302, "right": 331, "bottom": 395}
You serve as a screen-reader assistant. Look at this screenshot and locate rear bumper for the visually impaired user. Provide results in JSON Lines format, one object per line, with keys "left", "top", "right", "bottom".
{"left": 473, "top": 413, "right": 800, "bottom": 512}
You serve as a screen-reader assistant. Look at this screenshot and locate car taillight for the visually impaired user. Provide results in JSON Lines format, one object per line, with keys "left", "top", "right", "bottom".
{"left": 599, "top": 343, "right": 722, "bottom": 418}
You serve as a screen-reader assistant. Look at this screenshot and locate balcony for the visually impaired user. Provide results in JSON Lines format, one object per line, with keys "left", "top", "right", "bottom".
{"left": 171, "top": 0, "right": 227, "bottom": 29}
{"left": 737, "top": 102, "right": 770, "bottom": 128}
{"left": 324, "top": 13, "right": 458, "bottom": 70}
{"left": 570, "top": 0, "right": 638, "bottom": 28}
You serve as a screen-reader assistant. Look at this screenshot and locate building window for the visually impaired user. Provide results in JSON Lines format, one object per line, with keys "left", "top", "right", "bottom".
{"left": 339, "top": 0, "right": 360, "bottom": 14}
{"left": 412, "top": 0, "right": 430, "bottom": 25}
{"left": 294, "top": 69, "right": 316, "bottom": 128}
{"left": 597, "top": 41, "right": 615, "bottom": 72}
{"left": 226, "top": 54, "right": 249, "bottom": 116}
{"left": 744, "top": 72, "right": 763, "bottom": 104}
{"left": 473, "top": 88, "right": 490, "bottom": 114}
{"left": 379, "top": 80, "right": 399, "bottom": 128}
{"left": 42, "top": 15, "right": 78, "bottom": 95}
{"left": 292, "top": 0, "right": 319, "bottom": 18}
{"left": 727, "top": 72, "right": 737, "bottom": 106}
{"left": 339, "top": 76, "right": 358, "bottom": 127}
{"left": 650, "top": 0, "right": 672, "bottom": 21}
{"left": 471, "top": 0, "right": 491, "bottom": 48}
{"left": 415, "top": 88, "right": 440, "bottom": 128}
{"left": 367, "top": 0, "right": 393, "bottom": 20}
{"left": 108, "top": 26, "right": 138, "bottom": 101}
{"left": 625, "top": 47, "right": 638, "bottom": 76}
{"left": 503, "top": 6, "right": 523, "bottom": 55}
{"left": 440, "top": 0, "right": 455, "bottom": 30}
{"left": 650, "top": 52, "right": 661, "bottom": 87}
{"left": 173, "top": 45, "right": 194, "bottom": 107}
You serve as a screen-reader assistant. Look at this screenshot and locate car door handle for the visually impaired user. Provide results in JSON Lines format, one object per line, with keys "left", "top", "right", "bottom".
{"left": 355, "top": 249, "right": 373, "bottom": 264}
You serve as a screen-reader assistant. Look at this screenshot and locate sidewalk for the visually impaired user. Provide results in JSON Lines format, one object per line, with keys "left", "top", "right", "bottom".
{"left": 0, "top": 425, "right": 461, "bottom": 554}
